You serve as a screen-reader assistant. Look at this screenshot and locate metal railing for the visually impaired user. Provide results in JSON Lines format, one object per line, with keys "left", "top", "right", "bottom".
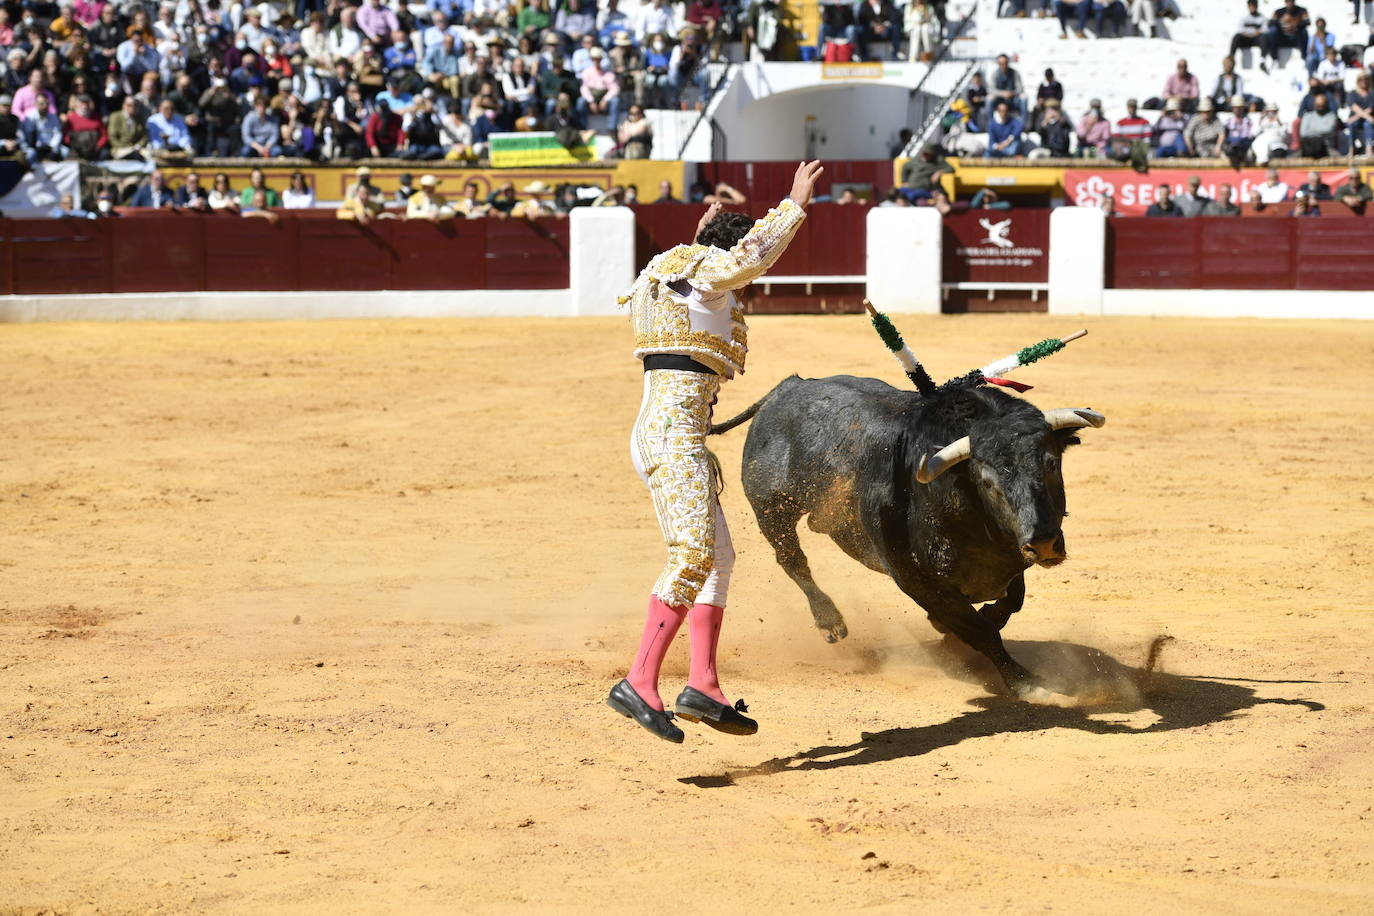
{"left": 901, "top": 7, "right": 979, "bottom": 158}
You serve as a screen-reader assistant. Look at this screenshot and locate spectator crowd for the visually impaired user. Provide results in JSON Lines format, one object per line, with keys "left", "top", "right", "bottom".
{"left": 0, "top": 0, "right": 785, "bottom": 170}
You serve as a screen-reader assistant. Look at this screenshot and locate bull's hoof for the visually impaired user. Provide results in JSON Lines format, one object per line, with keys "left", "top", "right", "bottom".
{"left": 1014, "top": 683, "right": 1078, "bottom": 708}
{"left": 818, "top": 617, "right": 849, "bottom": 643}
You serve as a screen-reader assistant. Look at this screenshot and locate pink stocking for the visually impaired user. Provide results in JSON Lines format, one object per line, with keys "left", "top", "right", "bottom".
{"left": 687, "top": 603, "right": 728, "bottom": 705}
{"left": 626, "top": 595, "right": 687, "bottom": 711}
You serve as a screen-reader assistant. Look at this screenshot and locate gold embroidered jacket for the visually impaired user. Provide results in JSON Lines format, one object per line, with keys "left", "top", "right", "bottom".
{"left": 621, "top": 198, "right": 806, "bottom": 378}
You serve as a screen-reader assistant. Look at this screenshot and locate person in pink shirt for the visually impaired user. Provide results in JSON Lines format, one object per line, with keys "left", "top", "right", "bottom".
{"left": 578, "top": 47, "right": 621, "bottom": 126}
{"left": 356, "top": 0, "right": 400, "bottom": 45}
{"left": 1161, "top": 58, "right": 1199, "bottom": 114}
{"left": 72, "top": 0, "right": 105, "bottom": 27}
{"left": 1076, "top": 97, "right": 1111, "bottom": 156}
{"left": 0, "top": 9, "right": 13, "bottom": 46}
{"left": 12, "top": 71, "right": 57, "bottom": 122}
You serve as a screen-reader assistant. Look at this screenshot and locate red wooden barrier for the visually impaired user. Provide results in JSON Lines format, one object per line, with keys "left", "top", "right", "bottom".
{"left": 1107, "top": 217, "right": 1374, "bottom": 290}
{"left": 0, "top": 213, "right": 569, "bottom": 295}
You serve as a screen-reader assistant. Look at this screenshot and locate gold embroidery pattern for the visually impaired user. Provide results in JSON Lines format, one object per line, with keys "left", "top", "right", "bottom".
{"left": 633, "top": 369, "right": 722, "bottom": 609}
{"left": 624, "top": 199, "right": 806, "bottom": 377}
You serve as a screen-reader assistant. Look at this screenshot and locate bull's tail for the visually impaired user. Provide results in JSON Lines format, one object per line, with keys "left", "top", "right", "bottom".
{"left": 709, "top": 392, "right": 772, "bottom": 436}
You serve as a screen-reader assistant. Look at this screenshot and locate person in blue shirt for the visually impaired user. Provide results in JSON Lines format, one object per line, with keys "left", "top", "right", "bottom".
{"left": 383, "top": 28, "right": 416, "bottom": 71}
{"left": 373, "top": 76, "right": 415, "bottom": 115}
{"left": 147, "top": 99, "right": 195, "bottom": 154}
{"left": 48, "top": 193, "right": 96, "bottom": 219}
{"left": 986, "top": 99, "right": 1027, "bottom": 158}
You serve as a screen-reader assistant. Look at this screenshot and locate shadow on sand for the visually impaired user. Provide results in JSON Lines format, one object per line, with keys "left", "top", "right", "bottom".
{"left": 679, "top": 637, "right": 1326, "bottom": 789}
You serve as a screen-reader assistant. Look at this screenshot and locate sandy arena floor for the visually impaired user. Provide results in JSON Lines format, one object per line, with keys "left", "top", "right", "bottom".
{"left": 2, "top": 313, "right": 1373, "bottom": 914}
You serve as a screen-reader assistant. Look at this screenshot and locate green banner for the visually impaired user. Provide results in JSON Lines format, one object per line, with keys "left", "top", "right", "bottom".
{"left": 489, "top": 131, "right": 595, "bottom": 168}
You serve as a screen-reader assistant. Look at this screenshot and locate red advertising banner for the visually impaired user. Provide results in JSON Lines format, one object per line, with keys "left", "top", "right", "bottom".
{"left": 941, "top": 210, "right": 1049, "bottom": 283}
{"left": 1065, "top": 168, "right": 1352, "bottom": 216}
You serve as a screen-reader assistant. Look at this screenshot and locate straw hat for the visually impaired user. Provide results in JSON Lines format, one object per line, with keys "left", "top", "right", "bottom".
{"left": 420, "top": 174, "right": 438, "bottom": 187}
{"left": 589, "top": 46, "right": 604, "bottom": 59}
{"left": 1198, "top": 97, "right": 1214, "bottom": 111}
{"left": 1164, "top": 97, "right": 1180, "bottom": 111}
{"left": 523, "top": 180, "right": 552, "bottom": 194}
{"left": 356, "top": 165, "right": 372, "bottom": 176}
{"left": 542, "top": 32, "right": 562, "bottom": 45}
{"left": 613, "top": 31, "right": 633, "bottom": 47}
{"left": 1229, "top": 94, "right": 1245, "bottom": 107}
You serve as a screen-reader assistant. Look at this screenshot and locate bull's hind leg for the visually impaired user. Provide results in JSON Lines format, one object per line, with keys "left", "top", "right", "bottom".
{"left": 753, "top": 502, "right": 849, "bottom": 643}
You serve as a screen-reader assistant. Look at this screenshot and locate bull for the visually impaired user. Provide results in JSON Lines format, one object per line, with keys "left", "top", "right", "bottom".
{"left": 710, "top": 374, "right": 1106, "bottom": 701}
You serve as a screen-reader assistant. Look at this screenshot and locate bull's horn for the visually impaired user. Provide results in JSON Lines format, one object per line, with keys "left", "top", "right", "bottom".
{"left": 916, "top": 436, "right": 971, "bottom": 484}
{"left": 1043, "top": 408, "right": 1106, "bottom": 430}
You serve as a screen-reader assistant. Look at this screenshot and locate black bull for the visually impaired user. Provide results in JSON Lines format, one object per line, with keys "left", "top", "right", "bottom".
{"left": 710, "top": 374, "right": 1106, "bottom": 701}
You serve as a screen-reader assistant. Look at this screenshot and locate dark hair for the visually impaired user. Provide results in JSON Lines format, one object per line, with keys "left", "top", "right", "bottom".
{"left": 695, "top": 211, "right": 754, "bottom": 249}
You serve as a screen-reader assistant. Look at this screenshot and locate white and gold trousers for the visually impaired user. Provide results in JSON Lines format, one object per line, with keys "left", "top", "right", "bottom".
{"left": 630, "top": 368, "right": 735, "bottom": 610}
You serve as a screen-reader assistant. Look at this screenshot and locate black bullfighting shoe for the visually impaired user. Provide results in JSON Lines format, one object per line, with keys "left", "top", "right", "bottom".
{"left": 607, "top": 679, "right": 685, "bottom": 744}
{"left": 673, "top": 687, "right": 759, "bottom": 736}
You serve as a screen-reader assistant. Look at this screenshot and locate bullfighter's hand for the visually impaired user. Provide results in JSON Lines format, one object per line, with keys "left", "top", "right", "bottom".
{"left": 788, "top": 160, "right": 824, "bottom": 209}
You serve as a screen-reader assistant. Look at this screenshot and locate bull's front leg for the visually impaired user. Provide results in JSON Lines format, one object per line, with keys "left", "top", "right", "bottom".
{"left": 896, "top": 576, "right": 1044, "bottom": 700}
{"left": 979, "top": 573, "right": 1025, "bottom": 631}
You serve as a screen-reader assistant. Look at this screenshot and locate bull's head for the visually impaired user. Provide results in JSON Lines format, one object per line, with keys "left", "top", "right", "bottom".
{"left": 916, "top": 408, "right": 1106, "bottom": 568}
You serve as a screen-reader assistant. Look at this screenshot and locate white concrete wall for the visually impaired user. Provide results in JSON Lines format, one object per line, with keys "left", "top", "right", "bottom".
{"left": 865, "top": 207, "right": 942, "bottom": 314}
{"left": 1100, "top": 290, "right": 1374, "bottom": 321}
{"left": 570, "top": 207, "right": 636, "bottom": 316}
{"left": 1048, "top": 206, "right": 1105, "bottom": 317}
{"left": 0, "top": 289, "right": 572, "bottom": 322}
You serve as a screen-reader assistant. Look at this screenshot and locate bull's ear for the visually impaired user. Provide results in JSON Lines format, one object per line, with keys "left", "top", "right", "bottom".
{"left": 1054, "top": 430, "right": 1082, "bottom": 449}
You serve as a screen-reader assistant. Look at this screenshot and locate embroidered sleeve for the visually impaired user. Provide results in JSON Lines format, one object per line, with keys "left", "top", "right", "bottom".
{"left": 690, "top": 198, "right": 806, "bottom": 292}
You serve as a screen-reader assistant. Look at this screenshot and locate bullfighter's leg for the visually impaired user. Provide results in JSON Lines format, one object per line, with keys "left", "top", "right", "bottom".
{"left": 979, "top": 572, "right": 1026, "bottom": 631}
{"left": 752, "top": 500, "right": 850, "bottom": 643}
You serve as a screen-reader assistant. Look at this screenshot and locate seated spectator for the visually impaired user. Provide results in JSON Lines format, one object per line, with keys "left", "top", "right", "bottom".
{"left": 691, "top": 180, "right": 746, "bottom": 204}
{"left": 423, "top": 32, "right": 463, "bottom": 100}
{"left": 986, "top": 54, "right": 1026, "bottom": 122}
{"left": 686, "top": 0, "right": 727, "bottom": 60}
{"left": 1162, "top": 58, "right": 1199, "bottom": 114}
{"left": 856, "top": 0, "right": 901, "bottom": 61}
{"left": 503, "top": 57, "right": 541, "bottom": 119}
{"left": 617, "top": 104, "right": 653, "bottom": 158}
{"left": 1256, "top": 167, "right": 1290, "bottom": 203}
{"left": 879, "top": 187, "right": 911, "bottom": 207}
{"left": 905, "top": 0, "right": 939, "bottom": 63}
{"left": 454, "top": 180, "right": 489, "bottom": 217}
{"left": 198, "top": 78, "right": 240, "bottom": 158}
{"left": 148, "top": 98, "right": 194, "bottom": 157}
{"left": 1291, "top": 190, "right": 1321, "bottom": 216}
{"left": 176, "top": 172, "right": 210, "bottom": 210}
{"left": 1176, "top": 176, "right": 1210, "bottom": 217}
{"left": 486, "top": 181, "right": 517, "bottom": 215}
{"left": 0, "top": 95, "right": 20, "bottom": 162}
{"left": 1077, "top": 98, "right": 1111, "bottom": 156}
{"left": 1113, "top": 98, "right": 1152, "bottom": 166}
{"left": 1095, "top": 1, "right": 1128, "bottom": 38}
{"left": 1210, "top": 56, "right": 1245, "bottom": 111}
{"left": 1222, "top": 95, "right": 1255, "bottom": 165}
{"left": 208, "top": 172, "right": 241, "bottom": 212}
{"left": 65, "top": 94, "right": 108, "bottom": 161}
{"left": 401, "top": 95, "right": 445, "bottom": 159}
{"left": 557, "top": 0, "right": 597, "bottom": 44}
{"left": 366, "top": 99, "right": 403, "bottom": 157}
{"left": 1266, "top": 0, "right": 1310, "bottom": 68}
{"left": 1298, "top": 93, "right": 1338, "bottom": 157}
{"left": 1349, "top": 73, "right": 1374, "bottom": 155}
{"left": 964, "top": 72, "right": 989, "bottom": 131}
{"left": 1304, "top": 17, "right": 1335, "bottom": 75}
{"left": 1035, "top": 100, "right": 1073, "bottom": 157}
{"left": 337, "top": 184, "right": 386, "bottom": 223}
{"left": 241, "top": 97, "right": 281, "bottom": 158}
{"left": 969, "top": 187, "right": 1009, "bottom": 209}
{"left": 108, "top": 95, "right": 149, "bottom": 160}
{"left": 1033, "top": 67, "right": 1064, "bottom": 120}
{"left": 1203, "top": 184, "right": 1242, "bottom": 215}
{"left": 1297, "top": 77, "right": 1331, "bottom": 115}
{"left": 579, "top": 48, "right": 621, "bottom": 125}
{"left": 241, "top": 188, "right": 280, "bottom": 223}
{"left": 669, "top": 29, "right": 711, "bottom": 105}
{"left": 927, "top": 186, "right": 953, "bottom": 215}
{"left": 1295, "top": 170, "right": 1332, "bottom": 200}
{"left": 468, "top": 104, "right": 502, "bottom": 157}
{"left": 514, "top": 180, "right": 558, "bottom": 217}
{"left": 1056, "top": 0, "right": 1090, "bottom": 39}
{"left": 1335, "top": 167, "right": 1372, "bottom": 214}
{"left": 834, "top": 188, "right": 859, "bottom": 205}
{"left": 406, "top": 174, "right": 454, "bottom": 221}
{"left": 1231, "top": 0, "right": 1267, "bottom": 57}
{"left": 817, "top": 0, "right": 858, "bottom": 57}
{"left": 1184, "top": 99, "right": 1225, "bottom": 158}
{"left": 49, "top": 192, "right": 97, "bottom": 219}
{"left": 1252, "top": 102, "right": 1290, "bottom": 163}
{"left": 1314, "top": 46, "right": 1346, "bottom": 106}
{"left": 14, "top": 71, "right": 57, "bottom": 122}
{"left": 1145, "top": 183, "right": 1183, "bottom": 216}
{"left": 441, "top": 106, "right": 475, "bottom": 160}
{"left": 21, "top": 94, "right": 67, "bottom": 166}
{"left": 641, "top": 35, "right": 672, "bottom": 109}
{"left": 649, "top": 179, "right": 679, "bottom": 203}
{"left": 129, "top": 169, "right": 174, "bottom": 208}
{"left": 329, "top": 7, "right": 366, "bottom": 61}
{"left": 986, "top": 99, "right": 1028, "bottom": 158}
{"left": 238, "top": 169, "right": 280, "bottom": 208}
